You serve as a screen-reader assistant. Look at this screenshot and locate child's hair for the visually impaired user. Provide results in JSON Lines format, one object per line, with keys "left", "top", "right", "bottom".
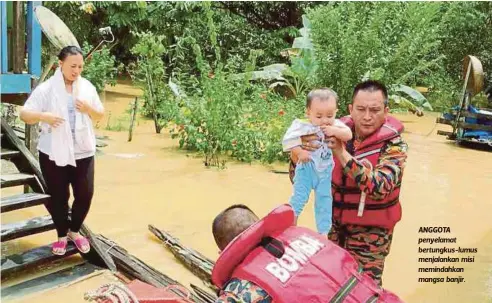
{"left": 306, "top": 88, "right": 339, "bottom": 108}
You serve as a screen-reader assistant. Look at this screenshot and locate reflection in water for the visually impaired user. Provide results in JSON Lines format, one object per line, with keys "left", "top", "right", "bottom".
{"left": 2, "top": 83, "right": 491, "bottom": 302}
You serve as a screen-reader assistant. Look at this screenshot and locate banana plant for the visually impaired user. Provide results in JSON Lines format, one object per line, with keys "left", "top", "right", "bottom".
{"left": 231, "top": 15, "right": 318, "bottom": 98}
{"left": 362, "top": 71, "right": 433, "bottom": 116}
{"left": 388, "top": 84, "right": 433, "bottom": 116}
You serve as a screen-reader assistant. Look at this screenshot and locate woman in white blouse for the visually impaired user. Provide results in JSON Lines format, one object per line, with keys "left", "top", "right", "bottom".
{"left": 20, "top": 46, "right": 104, "bottom": 255}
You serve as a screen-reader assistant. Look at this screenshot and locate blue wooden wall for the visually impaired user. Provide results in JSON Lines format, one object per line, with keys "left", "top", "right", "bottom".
{"left": 1, "top": 1, "right": 42, "bottom": 95}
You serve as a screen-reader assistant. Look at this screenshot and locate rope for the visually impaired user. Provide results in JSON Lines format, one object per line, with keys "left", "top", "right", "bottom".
{"left": 84, "top": 283, "right": 140, "bottom": 303}
{"left": 104, "top": 239, "right": 118, "bottom": 254}
{"left": 423, "top": 121, "right": 439, "bottom": 137}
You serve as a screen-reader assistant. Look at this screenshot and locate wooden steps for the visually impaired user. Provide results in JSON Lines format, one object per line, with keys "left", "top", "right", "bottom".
{"left": 1, "top": 242, "right": 78, "bottom": 276}
{"left": 1, "top": 215, "right": 55, "bottom": 242}
{"left": 1, "top": 262, "right": 101, "bottom": 301}
{"left": 1, "top": 192, "right": 50, "bottom": 212}
{"left": 1, "top": 120, "right": 118, "bottom": 302}
{"left": 0, "top": 173, "right": 37, "bottom": 188}
{"left": 1, "top": 147, "right": 20, "bottom": 160}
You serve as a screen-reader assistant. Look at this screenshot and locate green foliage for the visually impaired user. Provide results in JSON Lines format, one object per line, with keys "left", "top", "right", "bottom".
{"left": 171, "top": 75, "right": 305, "bottom": 166}
{"left": 46, "top": 1, "right": 492, "bottom": 167}
{"left": 81, "top": 42, "right": 122, "bottom": 93}
{"left": 438, "top": 2, "right": 492, "bottom": 83}
{"left": 270, "top": 15, "right": 318, "bottom": 98}
{"left": 169, "top": 11, "right": 306, "bottom": 167}
{"left": 43, "top": 1, "right": 294, "bottom": 73}
{"left": 129, "top": 32, "right": 180, "bottom": 134}
{"left": 232, "top": 15, "right": 318, "bottom": 98}
{"left": 307, "top": 2, "right": 447, "bottom": 114}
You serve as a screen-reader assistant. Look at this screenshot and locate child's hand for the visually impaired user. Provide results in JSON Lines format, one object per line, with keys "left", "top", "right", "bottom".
{"left": 321, "top": 124, "right": 352, "bottom": 142}
{"left": 321, "top": 125, "right": 338, "bottom": 138}
{"left": 297, "top": 149, "right": 311, "bottom": 163}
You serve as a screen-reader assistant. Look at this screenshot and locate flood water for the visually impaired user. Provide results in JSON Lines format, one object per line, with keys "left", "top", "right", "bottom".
{"left": 2, "top": 81, "right": 491, "bottom": 302}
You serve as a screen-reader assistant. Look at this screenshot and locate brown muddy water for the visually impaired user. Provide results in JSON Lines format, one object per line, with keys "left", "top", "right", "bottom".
{"left": 1, "top": 81, "right": 491, "bottom": 302}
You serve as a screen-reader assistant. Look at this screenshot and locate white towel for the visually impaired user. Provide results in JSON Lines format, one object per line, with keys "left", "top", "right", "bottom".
{"left": 48, "top": 68, "right": 77, "bottom": 167}
{"left": 47, "top": 68, "right": 96, "bottom": 167}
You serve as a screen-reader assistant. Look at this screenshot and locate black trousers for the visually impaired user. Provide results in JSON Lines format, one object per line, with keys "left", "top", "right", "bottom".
{"left": 39, "top": 152, "right": 94, "bottom": 237}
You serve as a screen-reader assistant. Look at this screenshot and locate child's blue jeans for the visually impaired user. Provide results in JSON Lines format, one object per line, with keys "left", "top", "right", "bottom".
{"left": 289, "top": 161, "right": 334, "bottom": 234}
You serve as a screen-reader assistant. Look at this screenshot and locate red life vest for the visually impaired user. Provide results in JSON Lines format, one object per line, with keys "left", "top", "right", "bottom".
{"left": 331, "top": 115, "right": 404, "bottom": 229}
{"left": 212, "top": 204, "right": 404, "bottom": 303}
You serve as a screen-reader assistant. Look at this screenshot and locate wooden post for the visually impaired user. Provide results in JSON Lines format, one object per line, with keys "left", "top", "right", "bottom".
{"left": 24, "top": 124, "right": 39, "bottom": 193}
{"left": 12, "top": 1, "right": 24, "bottom": 74}
{"left": 128, "top": 97, "right": 138, "bottom": 142}
{"left": 25, "top": 124, "right": 39, "bottom": 155}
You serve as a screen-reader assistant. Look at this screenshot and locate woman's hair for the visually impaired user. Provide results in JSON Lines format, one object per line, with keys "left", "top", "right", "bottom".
{"left": 58, "top": 46, "right": 84, "bottom": 61}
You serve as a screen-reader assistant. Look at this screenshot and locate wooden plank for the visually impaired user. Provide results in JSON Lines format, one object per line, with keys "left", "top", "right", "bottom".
{"left": 0, "top": 74, "right": 33, "bottom": 94}
{"left": 0, "top": 173, "right": 36, "bottom": 188}
{"left": 436, "top": 117, "right": 453, "bottom": 126}
{"left": 436, "top": 130, "right": 453, "bottom": 137}
{"left": 1, "top": 215, "right": 54, "bottom": 242}
{"left": 190, "top": 284, "right": 217, "bottom": 303}
{"left": 95, "top": 234, "right": 206, "bottom": 303}
{"left": 1, "top": 192, "right": 50, "bottom": 212}
{"left": 0, "top": 93, "right": 29, "bottom": 106}
{"left": 436, "top": 130, "right": 456, "bottom": 140}
{"left": 1, "top": 119, "right": 46, "bottom": 192}
{"left": 1, "top": 262, "right": 101, "bottom": 301}
{"left": 79, "top": 223, "right": 117, "bottom": 273}
{"left": 1, "top": 147, "right": 20, "bottom": 160}
{"left": 149, "top": 225, "right": 215, "bottom": 290}
{"left": 1, "top": 242, "right": 78, "bottom": 276}
{"left": 13, "top": 125, "right": 26, "bottom": 141}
